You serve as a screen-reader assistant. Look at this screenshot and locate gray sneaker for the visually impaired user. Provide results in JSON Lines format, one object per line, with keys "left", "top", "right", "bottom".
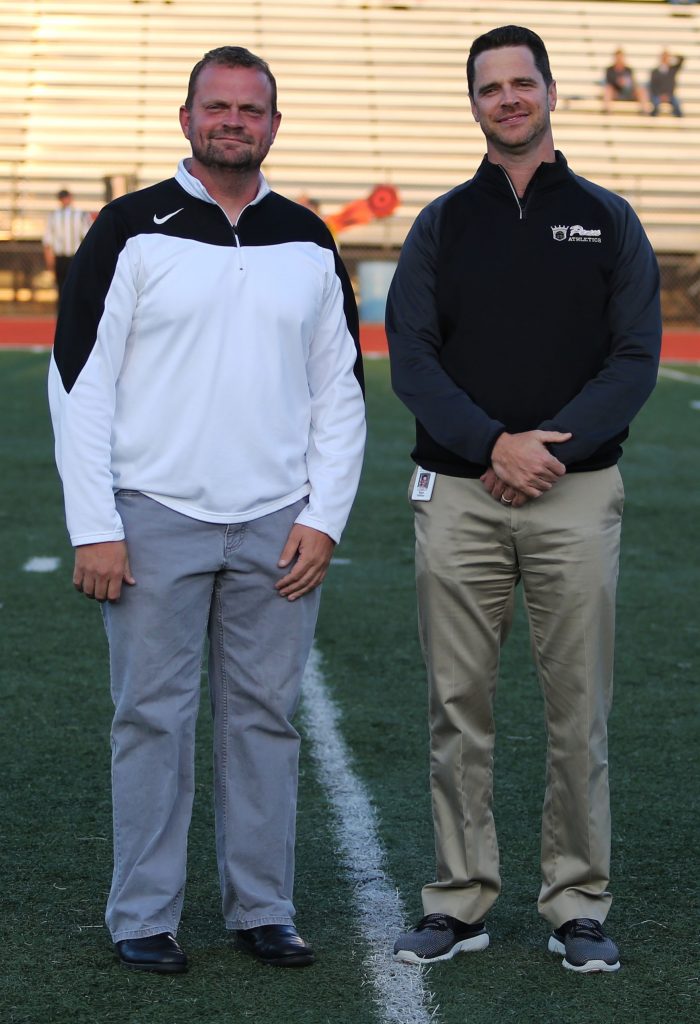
{"left": 394, "top": 913, "right": 489, "bottom": 964}
{"left": 548, "top": 918, "right": 620, "bottom": 973}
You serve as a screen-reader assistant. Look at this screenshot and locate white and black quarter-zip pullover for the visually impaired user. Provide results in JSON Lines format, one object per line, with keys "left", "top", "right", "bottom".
{"left": 49, "top": 162, "right": 366, "bottom": 546}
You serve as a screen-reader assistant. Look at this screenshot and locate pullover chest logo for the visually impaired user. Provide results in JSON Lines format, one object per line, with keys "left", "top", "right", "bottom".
{"left": 153, "top": 208, "right": 184, "bottom": 225}
{"left": 551, "top": 224, "right": 602, "bottom": 243}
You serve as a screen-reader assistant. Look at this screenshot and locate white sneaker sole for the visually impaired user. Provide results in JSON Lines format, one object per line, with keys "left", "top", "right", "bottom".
{"left": 548, "top": 935, "right": 621, "bottom": 973}
{"left": 394, "top": 932, "right": 490, "bottom": 965}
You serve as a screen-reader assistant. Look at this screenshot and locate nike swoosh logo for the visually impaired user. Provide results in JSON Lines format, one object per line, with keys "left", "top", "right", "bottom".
{"left": 153, "top": 208, "right": 184, "bottom": 225}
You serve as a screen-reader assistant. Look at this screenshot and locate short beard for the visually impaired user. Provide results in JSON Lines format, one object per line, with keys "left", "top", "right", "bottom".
{"left": 192, "top": 138, "right": 261, "bottom": 173}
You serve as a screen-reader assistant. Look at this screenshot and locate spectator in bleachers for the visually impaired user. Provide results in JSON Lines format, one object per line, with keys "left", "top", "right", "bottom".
{"left": 603, "top": 49, "right": 648, "bottom": 114}
{"left": 42, "top": 189, "right": 92, "bottom": 308}
{"left": 649, "top": 50, "right": 684, "bottom": 117}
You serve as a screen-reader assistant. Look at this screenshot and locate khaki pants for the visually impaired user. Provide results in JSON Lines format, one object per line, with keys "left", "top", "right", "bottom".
{"left": 412, "top": 466, "right": 624, "bottom": 927}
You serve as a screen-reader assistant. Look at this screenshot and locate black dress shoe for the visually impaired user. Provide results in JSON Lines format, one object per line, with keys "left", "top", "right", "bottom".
{"left": 235, "top": 924, "right": 315, "bottom": 967}
{"left": 116, "top": 932, "right": 188, "bottom": 973}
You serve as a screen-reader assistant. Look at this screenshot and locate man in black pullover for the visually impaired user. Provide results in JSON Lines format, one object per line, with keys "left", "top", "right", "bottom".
{"left": 387, "top": 25, "right": 661, "bottom": 974}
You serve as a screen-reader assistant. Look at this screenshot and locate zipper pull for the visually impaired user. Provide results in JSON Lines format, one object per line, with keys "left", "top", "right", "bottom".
{"left": 231, "top": 224, "right": 244, "bottom": 270}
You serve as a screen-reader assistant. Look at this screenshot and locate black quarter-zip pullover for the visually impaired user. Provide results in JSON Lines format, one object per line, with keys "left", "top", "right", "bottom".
{"left": 386, "top": 151, "right": 662, "bottom": 476}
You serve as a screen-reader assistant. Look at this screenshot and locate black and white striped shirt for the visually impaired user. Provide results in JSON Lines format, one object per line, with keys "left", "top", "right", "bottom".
{"left": 43, "top": 206, "right": 92, "bottom": 256}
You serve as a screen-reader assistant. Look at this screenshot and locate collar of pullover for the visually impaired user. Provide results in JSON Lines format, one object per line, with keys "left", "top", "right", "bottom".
{"left": 175, "top": 158, "right": 271, "bottom": 208}
{"left": 474, "top": 149, "right": 570, "bottom": 203}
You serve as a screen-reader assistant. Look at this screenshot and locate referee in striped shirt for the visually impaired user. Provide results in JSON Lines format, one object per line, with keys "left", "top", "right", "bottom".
{"left": 43, "top": 189, "right": 92, "bottom": 308}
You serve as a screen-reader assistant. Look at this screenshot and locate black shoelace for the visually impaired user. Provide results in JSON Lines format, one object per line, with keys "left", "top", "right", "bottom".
{"left": 416, "top": 914, "right": 452, "bottom": 932}
{"left": 567, "top": 918, "right": 605, "bottom": 940}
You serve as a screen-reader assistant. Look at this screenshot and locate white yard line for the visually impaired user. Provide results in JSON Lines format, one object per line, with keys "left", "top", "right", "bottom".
{"left": 23, "top": 556, "right": 61, "bottom": 572}
{"left": 301, "top": 645, "right": 433, "bottom": 1024}
{"left": 0, "top": 344, "right": 50, "bottom": 353}
{"left": 658, "top": 366, "right": 700, "bottom": 384}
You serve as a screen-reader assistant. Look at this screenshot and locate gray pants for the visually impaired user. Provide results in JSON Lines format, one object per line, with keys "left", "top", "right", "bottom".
{"left": 102, "top": 492, "right": 320, "bottom": 942}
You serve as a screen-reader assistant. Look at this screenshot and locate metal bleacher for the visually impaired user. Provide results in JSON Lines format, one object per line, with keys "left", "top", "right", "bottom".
{"left": 1, "top": 0, "right": 699, "bottom": 263}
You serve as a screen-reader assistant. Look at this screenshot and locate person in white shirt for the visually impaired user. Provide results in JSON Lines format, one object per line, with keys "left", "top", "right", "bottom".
{"left": 42, "top": 189, "right": 91, "bottom": 307}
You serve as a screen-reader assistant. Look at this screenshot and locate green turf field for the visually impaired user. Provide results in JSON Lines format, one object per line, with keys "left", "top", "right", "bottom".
{"left": 1, "top": 352, "right": 698, "bottom": 1024}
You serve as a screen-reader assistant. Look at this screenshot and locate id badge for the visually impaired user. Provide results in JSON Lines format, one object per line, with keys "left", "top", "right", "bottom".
{"left": 411, "top": 467, "right": 436, "bottom": 501}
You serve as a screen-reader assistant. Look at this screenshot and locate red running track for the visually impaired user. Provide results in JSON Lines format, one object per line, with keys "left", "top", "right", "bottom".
{"left": 0, "top": 317, "right": 698, "bottom": 362}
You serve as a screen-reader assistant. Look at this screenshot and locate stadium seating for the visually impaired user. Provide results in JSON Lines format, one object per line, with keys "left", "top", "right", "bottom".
{"left": 0, "top": 0, "right": 699, "bottom": 256}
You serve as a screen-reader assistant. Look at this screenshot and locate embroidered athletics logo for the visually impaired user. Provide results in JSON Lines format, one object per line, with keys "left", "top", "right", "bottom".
{"left": 153, "top": 207, "right": 184, "bottom": 225}
{"left": 551, "top": 224, "right": 602, "bottom": 243}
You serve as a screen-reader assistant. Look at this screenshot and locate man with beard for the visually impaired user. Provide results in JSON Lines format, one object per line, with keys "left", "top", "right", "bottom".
{"left": 387, "top": 26, "right": 660, "bottom": 973}
{"left": 49, "top": 46, "right": 365, "bottom": 973}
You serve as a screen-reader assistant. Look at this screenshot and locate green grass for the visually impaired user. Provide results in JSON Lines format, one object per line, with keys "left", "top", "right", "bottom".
{"left": 1, "top": 352, "right": 698, "bottom": 1023}
{"left": 318, "top": 360, "right": 700, "bottom": 1023}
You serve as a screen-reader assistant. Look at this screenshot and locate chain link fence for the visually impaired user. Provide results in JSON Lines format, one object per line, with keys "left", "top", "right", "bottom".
{"left": 1, "top": 242, "right": 699, "bottom": 326}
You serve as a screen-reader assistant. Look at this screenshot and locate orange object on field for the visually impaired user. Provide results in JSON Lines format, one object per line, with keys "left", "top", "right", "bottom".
{"left": 325, "top": 184, "right": 399, "bottom": 235}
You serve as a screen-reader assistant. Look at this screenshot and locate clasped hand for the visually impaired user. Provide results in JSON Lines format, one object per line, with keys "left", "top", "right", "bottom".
{"left": 481, "top": 429, "right": 572, "bottom": 506}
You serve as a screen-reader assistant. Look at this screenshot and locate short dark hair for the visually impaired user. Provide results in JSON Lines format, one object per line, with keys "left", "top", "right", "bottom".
{"left": 184, "top": 46, "right": 278, "bottom": 113}
{"left": 57, "top": 189, "right": 72, "bottom": 200}
{"left": 466, "top": 25, "right": 553, "bottom": 97}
